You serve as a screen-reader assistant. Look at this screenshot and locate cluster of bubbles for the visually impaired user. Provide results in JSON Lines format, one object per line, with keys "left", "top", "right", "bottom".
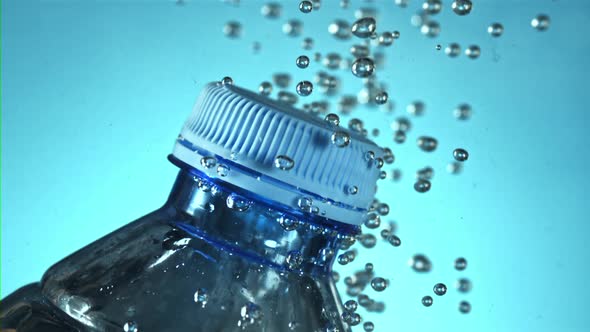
{"left": 210, "top": 0, "right": 552, "bottom": 329}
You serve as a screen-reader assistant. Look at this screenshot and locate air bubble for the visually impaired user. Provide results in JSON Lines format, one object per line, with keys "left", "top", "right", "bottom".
{"left": 453, "top": 148, "right": 469, "bottom": 161}
{"left": 277, "top": 91, "right": 298, "bottom": 105}
{"left": 459, "top": 301, "right": 471, "bottom": 314}
{"left": 331, "top": 131, "right": 351, "bottom": 147}
{"left": 226, "top": 194, "right": 252, "bottom": 212}
{"left": 302, "top": 37, "right": 314, "bottom": 50}
{"left": 407, "top": 101, "right": 425, "bottom": 116}
{"left": 194, "top": 288, "right": 209, "bottom": 308}
{"left": 223, "top": 21, "right": 242, "bottom": 38}
{"left": 447, "top": 161, "right": 463, "bottom": 174}
{"left": 283, "top": 20, "right": 303, "bottom": 37}
{"left": 286, "top": 251, "right": 304, "bottom": 270}
{"left": 324, "top": 113, "right": 340, "bottom": 126}
{"left": 422, "top": 296, "right": 433, "bottom": 307}
{"left": 456, "top": 278, "right": 473, "bottom": 293}
{"left": 531, "top": 14, "right": 550, "bottom": 31}
{"left": 239, "top": 302, "right": 263, "bottom": 327}
{"left": 452, "top": 0, "right": 472, "bottom": 16}
{"left": 416, "top": 167, "right": 434, "bottom": 180}
{"left": 455, "top": 257, "right": 468, "bottom": 270}
{"left": 216, "top": 164, "right": 229, "bottom": 177}
{"left": 347, "top": 185, "right": 359, "bottom": 195}
{"left": 417, "top": 136, "right": 438, "bottom": 152}
{"left": 200, "top": 156, "right": 217, "bottom": 169}
{"left": 423, "top": 0, "right": 442, "bottom": 14}
{"left": 296, "top": 55, "right": 310, "bottom": 69}
{"left": 221, "top": 76, "right": 233, "bottom": 85}
{"left": 259, "top": 82, "right": 273, "bottom": 95}
{"left": 394, "top": 131, "right": 406, "bottom": 144}
{"left": 364, "top": 322, "right": 375, "bottom": 331}
{"left": 296, "top": 81, "right": 313, "bottom": 96}
{"left": 351, "top": 58, "right": 375, "bottom": 78}
{"left": 328, "top": 20, "right": 352, "bottom": 40}
{"left": 375, "top": 92, "right": 388, "bottom": 105}
{"left": 420, "top": 21, "right": 440, "bottom": 38}
{"left": 454, "top": 103, "right": 472, "bottom": 120}
{"left": 371, "top": 277, "right": 387, "bottom": 292}
{"left": 465, "top": 45, "right": 481, "bottom": 59}
{"left": 387, "top": 234, "right": 401, "bottom": 247}
{"left": 274, "top": 155, "right": 295, "bottom": 170}
{"left": 414, "top": 179, "right": 431, "bottom": 193}
{"left": 364, "top": 213, "right": 381, "bottom": 229}
{"left": 445, "top": 43, "right": 461, "bottom": 57}
{"left": 323, "top": 53, "right": 342, "bottom": 69}
{"left": 351, "top": 17, "right": 377, "bottom": 39}
{"left": 299, "top": 1, "right": 313, "bottom": 13}
{"left": 433, "top": 283, "right": 447, "bottom": 296}
{"left": 273, "top": 73, "right": 292, "bottom": 88}
{"left": 123, "top": 321, "right": 138, "bottom": 332}
{"left": 344, "top": 299, "right": 358, "bottom": 312}
{"left": 488, "top": 23, "right": 504, "bottom": 37}
{"left": 409, "top": 254, "right": 432, "bottom": 272}
{"left": 261, "top": 2, "right": 282, "bottom": 19}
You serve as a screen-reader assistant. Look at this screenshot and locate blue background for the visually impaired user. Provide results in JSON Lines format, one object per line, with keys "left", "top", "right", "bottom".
{"left": 2, "top": 0, "right": 589, "bottom": 331}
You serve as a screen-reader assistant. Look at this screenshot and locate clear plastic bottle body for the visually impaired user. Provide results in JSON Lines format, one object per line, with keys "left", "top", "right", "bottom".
{"left": 1, "top": 166, "right": 357, "bottom": 332}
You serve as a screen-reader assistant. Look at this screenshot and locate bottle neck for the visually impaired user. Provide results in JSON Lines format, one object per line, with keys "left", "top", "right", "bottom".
{"left": 164, "top": 166, "right": 359, "bottom": 276}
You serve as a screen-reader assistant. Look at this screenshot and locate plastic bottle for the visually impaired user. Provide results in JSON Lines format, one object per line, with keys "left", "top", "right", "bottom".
{"left": 0, "top": 82, "right": 383, "bottom": 331}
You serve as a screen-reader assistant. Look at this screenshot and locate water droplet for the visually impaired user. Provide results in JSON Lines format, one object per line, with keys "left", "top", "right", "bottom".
{"left": 226, "top": 194, "right": 251, "bottom": 212}
{"left": 421, "top": 21, "right": 441, "bottom": 38}
{"left": 416, "top": 166, "right": 434, "bottom": 180}
{"left": 200, "top": 156, "right": 217, "bottom": 169}
{"left": 123, "top": 321, "right": 138, "bottom": 332}
{"left": 221, "top": 76, "right": 233, "bottom": 85}
{"left": 351, "top": 17, "right": 377, "bottom": 39}
{"left": 344, "top": 299, "right": 358, "bottom": 312}
{"left": 452, "top": 0, "right": 472, "bottom": 16}
{"left": 296, "top": 81, "right": 313, "bottom": 96}
{"left": 465, "top": 45, "right": 481, "bottom": 59}
{"left": 371, "top": 277, "right": 387, "bottom": 292}
{"left": 531, "top": 14, "right": 550, "bottom": 31}
{"left": 328, "top": 19, "right": 351, "bottom": 40}
{"left": 375, "top": 91, "right": 388, "bottom": 105}
{"left": 447, "top": 161, "right": 463, "bottom": 174}
{"left": 409, "top": 254, "right": 432, "bottom": 272}
{"left": 414, "top": 179, "right": 431, "bottom": 193}
{"left": 454, "top": 103, "right": 472, "bottom": 120}
{"left": 453, "top": 148, "right": 469, "bottom": 161}
{"left": 223, "top": 21, "right": 242, "bottom": 38}
{"left": 422, "top": 296, "right": 433, "bottom": 307}
{"left": 417, "top": 136, "right": 438, "bottom": 152}
{"left": 286, "top": 251, "right": 304, "bottom": 270}
{"left": 296, "top": 55, "right": 310, "bottom": 69}
{"left": 488, "top": 22, "right": 504, "bottom": 37}
{"left": 277, "top": 91, "right": 298, "bottom": 105}
{"left": 299, "top": 0, "right": 313, "bottom": 13}
{"left": 387, "top": 234, "right": 401, "bottom": 247}
{"left": 456, "top": 278, "right": 473, "bottom": 293}
{"left": 194, "top": 288, "right": 209, "bottom": 308}
{"left": 433, "top": 283, "right": 447, "bottom": 296}
{"left": 259, "top": 81, "right": 273, "bottom": 95}
{"left": 364, "top": 213, "right": 381, "bottom": 229}
{"left": 273, "top": 73, "right": 292, "bottom": 88}
{"left": 215, "top": 164, "right": 230, "bottom": 177}
{"left": 459, "top": 301, "right": 472, "bottom": 314}
{"left": 423, "top": 0, "right": 442, "bottom": 15}
{"left": 324, "top": 113, "right": 340, "bottom": 126}
{"left": 261, "top": 2, "right": 282, "bottom": 19}
{"left": 455, "top": 257, "right": 468, "bottom": 270}
{"left": 331, "top": 131, "right": 351, "bottom": 147}
{"left": 283, "top": 19, "right": 303, "bottom": 37}
{"left": 445, "top": 43, "right": 461, "bottom": 57}
{"left": 351, "top": 58, "right": 375, "bottom": 78}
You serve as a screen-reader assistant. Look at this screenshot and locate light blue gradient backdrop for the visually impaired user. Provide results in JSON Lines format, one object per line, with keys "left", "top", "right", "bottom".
{"left": 2, "top": 1, "right": 589, "bottom": 331}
